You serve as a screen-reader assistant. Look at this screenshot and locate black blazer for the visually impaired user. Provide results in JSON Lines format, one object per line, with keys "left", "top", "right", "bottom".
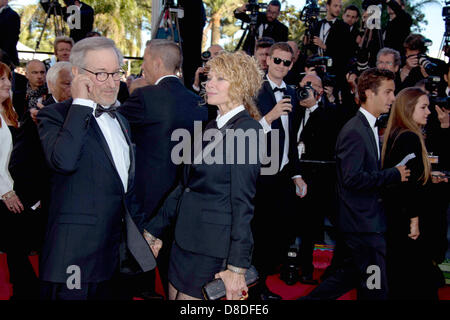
{"left": 37, "top": 100, "right": 155, "bottom": 283}
{"left": 119, "top": 77, "right": 208, "bottom": 224}
{"left": 383, "top": 0, "right": 412, "bottom": 56}
{"left": 335, "top": 111, "right": 401, "bottom": 233}
{"left": 256, "top": 79, "right": 301, "bottom": 177}
{"left": 146, "top": 110, "right": 262, "bottom": 269}
{"left": 65, "top": 1, "right": 94, "bottom": 42}
{"left": 0, "top": 6, "right": 20, "bottom": 66}
{"left": 312, "top": 19, "right": 353, "bottom": 76}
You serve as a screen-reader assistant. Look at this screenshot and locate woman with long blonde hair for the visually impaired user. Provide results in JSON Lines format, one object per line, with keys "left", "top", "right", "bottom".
{"left": 381, "top": 87, "right": 439, "bottom": 299}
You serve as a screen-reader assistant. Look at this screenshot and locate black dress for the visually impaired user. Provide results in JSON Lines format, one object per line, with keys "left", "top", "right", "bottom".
{"left": 0, "top": 125, "right": 40, "bottom": 299}
{"left": 383, "top": 130, "right": 439, "bottom": 300}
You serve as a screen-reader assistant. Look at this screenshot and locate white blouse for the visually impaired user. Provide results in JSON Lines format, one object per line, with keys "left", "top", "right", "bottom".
{"left": 0, "top": 112, "right": 14, "bottom": 196}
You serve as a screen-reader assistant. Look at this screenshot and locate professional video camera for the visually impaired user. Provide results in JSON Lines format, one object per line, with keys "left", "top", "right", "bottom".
{"left": 425, "top": 76, "right": 450, "bottom": 110}
{"left": 39, "top": 0, "right": 65, "bottom": 16}
{"left": 305, "top": 56, "right": 336, "bottom": 87}
{"left": 441, "top": 1, "right": 450, "bottom": 57}
{"left": 299, "top": 0, "right": 322, "bottom": 52}
{"left": 235, "top": 1, "right": 268, "bottom": 52}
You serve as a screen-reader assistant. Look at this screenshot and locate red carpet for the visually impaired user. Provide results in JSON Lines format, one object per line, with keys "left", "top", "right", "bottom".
{"left": 1, "top": 247, "right": 449, "bottom": 300}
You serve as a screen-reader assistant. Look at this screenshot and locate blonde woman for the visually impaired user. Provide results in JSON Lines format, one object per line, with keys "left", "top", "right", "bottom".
{"left": 144, "top": 51, "right": 264, "bottom": 300}
{"left": 381, "top": 87, "right": 443, "bottom": 300}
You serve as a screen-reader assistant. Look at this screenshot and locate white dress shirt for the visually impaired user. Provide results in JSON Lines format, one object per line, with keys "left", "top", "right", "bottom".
{"left": 216, "top": 105, "right": 245, "bottom": 129}
{"left": 73, "top": 98, "right": 130, "bottom": 192}
{"left": 319, "top": 18, "right": 336, "bottom": 55}
{"left": 359, "top": 107, "right": 380, "bottom": 159}
{"left": 0, "top": 112, "right": 14, "bottom": 196}
{"left": 260, "top": 76, "right": 290, "bottom": 172}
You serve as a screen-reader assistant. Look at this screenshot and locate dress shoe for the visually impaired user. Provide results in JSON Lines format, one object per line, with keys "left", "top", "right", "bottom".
{"left": 259, "top": 285, "right": 282, "bottom": 300}
{"left": 299, "top": 274, "right": 318, "bottom": 285}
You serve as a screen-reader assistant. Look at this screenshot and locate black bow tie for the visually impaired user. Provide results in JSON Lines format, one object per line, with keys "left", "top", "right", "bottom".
{"left": 95, "top": 104, "right": 117, "bottom": 119}
{"left": 325, "top": 20, "right": 334, "bottom": 26}
{"left": 273, "top": 87, "right": 286, "bottom": 94}
{"left": 374, "top": 118, "right": 382, "bottom": 128}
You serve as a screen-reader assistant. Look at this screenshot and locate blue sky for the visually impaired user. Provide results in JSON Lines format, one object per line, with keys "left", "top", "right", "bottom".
{"left": 10, "top": 0, "right": 446, "bottom": 58}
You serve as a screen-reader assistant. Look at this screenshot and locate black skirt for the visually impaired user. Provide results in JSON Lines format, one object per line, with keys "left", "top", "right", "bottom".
{"left": 168, "top": 241, "right": 225, "bottom": 299}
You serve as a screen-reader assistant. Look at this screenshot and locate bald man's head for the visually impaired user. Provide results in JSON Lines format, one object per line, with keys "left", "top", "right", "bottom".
{"left": 208, "top": 45, "right": 224, "bottom": 57}
{"left": 26, "top": 60, "right": 46, "bottom": 90}
{"left": 300, "top": 74, "right": 323, "bottom": 93}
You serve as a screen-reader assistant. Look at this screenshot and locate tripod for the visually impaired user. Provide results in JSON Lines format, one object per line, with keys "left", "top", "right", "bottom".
{"left": 35, "top": 0, "right": 65, "bottom": 51}
{"left": 235, "top": 21, "right": 258, "bottom": 54}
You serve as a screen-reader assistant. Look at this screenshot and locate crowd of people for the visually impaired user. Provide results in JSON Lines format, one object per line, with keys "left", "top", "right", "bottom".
{"left": 0, "top": 0, "right": 449, "bottom": 301}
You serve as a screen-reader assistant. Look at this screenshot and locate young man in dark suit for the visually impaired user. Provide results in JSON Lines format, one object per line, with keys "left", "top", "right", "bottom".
{"left": 252, "top": 42, "right": 307, "bottom": 300}
{"left": 37, "top": 37, "right": 156, "bottom": 300}
{"left": 119, "top": 39, "right": 207, "bottom": 298}
{"left": 301, "top": 68, "right": 410, "bottom": 300}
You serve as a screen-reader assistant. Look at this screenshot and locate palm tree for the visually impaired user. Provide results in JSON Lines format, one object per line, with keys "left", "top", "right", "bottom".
{"left": 203, "top": 0, "right": 243, "bottom": 46}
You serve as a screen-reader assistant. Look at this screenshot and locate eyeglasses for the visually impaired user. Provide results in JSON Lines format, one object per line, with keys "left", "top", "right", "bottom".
{"left": 81, "top": 67, "right": 125, "bottom": 82}
{"left": 272, "top": 57, "right": 292, "bottom": 67}
{"left": 376, "top": 61, "right": 394, "bottom": 67}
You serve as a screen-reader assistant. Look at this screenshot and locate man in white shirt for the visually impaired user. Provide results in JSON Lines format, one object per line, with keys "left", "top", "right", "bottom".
{"left": 252, "top": 42, "right": 306, "bottom": 300}
{"left": 37, "top": 37, "right": 156, "bottom": 300}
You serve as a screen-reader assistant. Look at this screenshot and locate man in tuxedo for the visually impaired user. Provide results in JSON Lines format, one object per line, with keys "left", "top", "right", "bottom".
{"left": 312, "top": 0, "right": 353, "bottom": 80}
{"left": 234, "top": 0, "right": 288, "bottom": 55}
{"left": 301, "top": 68, "right": 410, "bottom": 300}
{"left": 342, "top": 5, "right": 360, "bottom": 58}
{"left": 252, "top": 42, "right": 307, "bottom": 300}
{"left": 119, "top": 39, "right": 208, "bottom": 298}
{"left": 254, "top": 37, "right": 274, "bottom": 74}
{"left": 0, "top": 0, "right": 20, "bottom": 67}
{"left": 293, "top": 74, "right": 342, "bottom": 285}
{"left": 37, "top": 37, "right": 156, "bottom": 300}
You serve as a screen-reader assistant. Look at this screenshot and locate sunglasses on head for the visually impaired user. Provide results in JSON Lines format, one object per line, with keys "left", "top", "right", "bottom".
{"left": 272, "top": 57, "right": 292, "bottom": 67}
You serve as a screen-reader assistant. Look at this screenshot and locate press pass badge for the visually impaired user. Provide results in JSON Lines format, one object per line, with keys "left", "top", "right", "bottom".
{"left": 298, "top": 142, "right": 305, "bottom": 159}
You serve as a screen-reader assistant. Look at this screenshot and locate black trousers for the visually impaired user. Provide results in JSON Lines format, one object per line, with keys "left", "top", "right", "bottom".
{"left": 251, "top": 168, "right": 298, "bottom": 281}
{"left": 296, "top": 164, "right": 337, "bottom": 277}
{"left": 301, "top": 232, "right": 388, "bottom": 300}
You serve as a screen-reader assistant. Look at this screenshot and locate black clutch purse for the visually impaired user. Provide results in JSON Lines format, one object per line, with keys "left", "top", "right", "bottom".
{"left": 202, "top": 265, "right": 259, "bottom": 300}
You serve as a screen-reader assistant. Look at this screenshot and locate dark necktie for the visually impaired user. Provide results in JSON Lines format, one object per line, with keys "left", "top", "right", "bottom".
{"left": 273, "top": 87, "right": 286, "bottom": 94}
{"left": 95, "top": 104, "right": 117, "bottom": 119}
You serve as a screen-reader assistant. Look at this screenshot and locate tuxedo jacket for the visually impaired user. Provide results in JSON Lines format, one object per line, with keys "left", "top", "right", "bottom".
{"left": 335, "top": 111, "right": 401, "bottom": 233}
{"left": 37, "top": 99, "right": 155, "bottom": 283}
{"left": 119, "top": 77, "right": 208, "bottom": 225}
{"left": 383, "top": 0, "right": 412, "bottom": 55}
{"left": 146, "top": 110, "right": 262, "bottom": 268}
{"left": 256, "top": 79, "right": 301, "bottom": 178}
{"left": 0, "top": 6, "right": 20, "bottom": 66}
{"left": 312, "top": 19, "right": 353, "bottom": 76}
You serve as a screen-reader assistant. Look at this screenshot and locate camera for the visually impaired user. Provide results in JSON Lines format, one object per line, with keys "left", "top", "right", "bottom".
{"left": 201, "top": 50, "right": 211, "bottom": 62}
{"left": 244, "top": 0, "right": 268, "bottom": 26}
{"left": 425, "top": 76, "right": 450, "bottom": 110}
{"left": 417, "top": 54, "right": 439, "bottom": 76}
{"left": 299, "top": 0, "right": 322, "bottom": 50}
{"left": 280, "top": 247, "right": 300, "bottom": 285}
{"left": 297, "top": 81, "right": 314, "bottom": 101}
{"left": 306, "top": 56, "right": 336, "bottom": 87}
{"left": 198, "top": 51, "right": 212, "bottom": 85}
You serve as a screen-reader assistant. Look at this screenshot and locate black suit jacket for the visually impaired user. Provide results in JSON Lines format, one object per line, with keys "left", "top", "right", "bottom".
{"left": 234, "top": 11, "right": 288, "bottom": 55}
{"left": 119, "top": 77, "right": 208, "bottom": 225}
{"left": 383, "top": 0, "right": 412, "bottom": 56}
{"left": 256, "top": 79, "right": 301, "bottom": 177}
{"left": 146, "top": 110, "right": 261, "bottom": 268}
{"left": 335, "top": 111, "right": 401, "bottom": 233}
{"left": 0, "top": 6, "right": 20, "bottom": 66}
{"left": 37, "top": 100, "right": 155, "bottom": 283}
{"left": 313, "top": 19, "right": 353, "bottom": 77}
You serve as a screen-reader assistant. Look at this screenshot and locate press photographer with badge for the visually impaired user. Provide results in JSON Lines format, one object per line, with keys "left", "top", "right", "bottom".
{"left": 293, "top": 74, "right": 341, "bottom": 285}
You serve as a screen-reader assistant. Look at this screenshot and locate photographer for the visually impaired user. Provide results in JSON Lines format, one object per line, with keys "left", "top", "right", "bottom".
{"left": 383, "top": 0, "right": 412, "bottom": 56}
{"left": 293, "top": 74, "right": 341, "bottom": 285}
{"left": 234, "top": 0, "right": 288, "bottom": 55}
{"left": 192, "top": 44, "right": 223, "bottom": 93}
{"left": 303, "top": 55, "right": 338, "bottom": 106}
{"left": 399, "top": 34, "right": 447, "bottom": 91}
{"left": 311, "top": 0, "right": 353, "bottom": 80}
{"left": 343, "top": 5, "right": 361, "bottom": 58}
{"left": 376, "top": 47, "right": 402, "bottom": 93}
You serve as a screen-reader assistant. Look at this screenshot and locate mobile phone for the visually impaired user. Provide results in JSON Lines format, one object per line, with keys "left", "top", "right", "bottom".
{"left": 282, "top": 95, "right": 291, "bottom": 101}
